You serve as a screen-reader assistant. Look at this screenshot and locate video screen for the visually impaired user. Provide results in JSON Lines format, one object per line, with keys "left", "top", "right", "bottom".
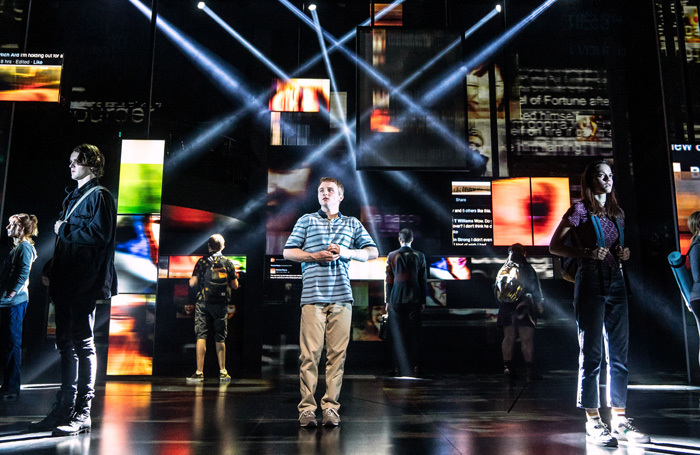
{"left": 348, "top": 257, "right": 387, "bottom": 280}
{"left": 451, "top": 181, "right": 493, "bottom": 247}
{"left": 357, "top": 28, "right": 470, "bottom": 170}
{"left": 373, "top": 3, "right": 403, "bottom": 26}
{"left": 351, "top": 282, "right": 385, "bottom": 341}
{"left": 491, "top": 177, "right": 570, "bottom": 246}
{"left": 270, "top": 112, "right": 330, "bottom": 146}
{"left": 430, "top": 257, "right": 470, "bottom": 280}
{"left": 167, "top": 255, "right": 247, "bottom": 279}
{"left": 117, "top": 140, "right": 165, "bottom": 215}
{"left": 106, "top": 294, "right": 156, "bottom": 376}
{"left": 511, "top": 67, "right": 613, "bottom": 157}
{"left": 426, "top": 280, "right": 447, "bottom": 306}
{"left": 269, "top": 78, "right": 330, "bottom": 113}
{"left": 0, "top": 52, "right": 63, "bottom": 102}
{"left": 115, "top": 215, "right": 160, "bottom": 294}
{"left": 267, "top": 256, "right": 302, "bottom": 280}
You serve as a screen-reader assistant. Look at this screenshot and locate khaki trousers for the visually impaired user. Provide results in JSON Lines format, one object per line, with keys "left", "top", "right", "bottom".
{"left": 298, "top": 302, "right": 352, "bottom": 413}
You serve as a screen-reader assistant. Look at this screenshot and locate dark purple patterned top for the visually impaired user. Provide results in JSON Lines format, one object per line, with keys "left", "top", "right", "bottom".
{"left": 565, "top": 201, "right": 624, "bottom": 266}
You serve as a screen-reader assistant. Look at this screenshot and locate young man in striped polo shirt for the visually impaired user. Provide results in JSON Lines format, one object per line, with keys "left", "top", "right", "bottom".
{"left": 284, "top": 177, "right": 378, "bottom": 427}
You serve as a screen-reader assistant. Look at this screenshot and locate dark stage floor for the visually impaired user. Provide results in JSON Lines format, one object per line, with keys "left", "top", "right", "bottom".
{"left": 0, "top": 371, "right": 699, "bottom": 454}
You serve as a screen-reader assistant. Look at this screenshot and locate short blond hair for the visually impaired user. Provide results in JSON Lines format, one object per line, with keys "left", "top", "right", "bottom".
{"left": 319, "top": 177, "right": 344, "bottom": 196}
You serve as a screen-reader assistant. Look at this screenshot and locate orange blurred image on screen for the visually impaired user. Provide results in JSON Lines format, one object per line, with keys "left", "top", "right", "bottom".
{"left": 0, "top": 65, "right": 61, "bottom": 102}
{"left": 106, "top": 295, "right": 155, "bottom": 376}
{"left": 531, "top": 178, "right": 570, "bottom": 246}
{"left": 492, "top": 178, "right": 533, "bottom": 246}
{"left": 269, "top": 78, "right": 330, "bottom": 112}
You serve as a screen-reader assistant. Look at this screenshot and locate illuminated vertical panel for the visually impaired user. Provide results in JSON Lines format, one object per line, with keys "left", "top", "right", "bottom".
{"left": 492, "top": 178, "right": 533, "bottom": 246}
{"left": 109, "top": 139, "right": 165, "bottom": 376}
{"left": 531, "top": 177, "right": 570, "bottom": 246}
{"left": 117, "top": 140, "right": 165, "bottom": 214}
{"left": 106, "top": 294, "right": 156, "bottom": 376}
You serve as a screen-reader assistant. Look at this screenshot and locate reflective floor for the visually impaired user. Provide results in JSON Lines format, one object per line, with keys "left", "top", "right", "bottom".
{"left": 1, "top": 371, "right": 699, "bottom": 454}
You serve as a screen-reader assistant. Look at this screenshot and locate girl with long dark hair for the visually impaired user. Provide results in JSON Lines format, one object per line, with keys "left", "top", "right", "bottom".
{"left": 550, "top": 161, "right": 649, "bottom": 447}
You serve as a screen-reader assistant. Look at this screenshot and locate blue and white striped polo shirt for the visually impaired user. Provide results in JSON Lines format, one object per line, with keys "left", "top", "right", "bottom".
{"left": 284, "top": 209, "right": 377, "bottom": 305}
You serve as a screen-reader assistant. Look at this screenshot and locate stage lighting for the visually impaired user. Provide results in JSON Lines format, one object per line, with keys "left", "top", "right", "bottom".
{"left": 197, "top": 2, "right": 205, "bottom": 9}
{"left": 308, "top": 3, "right": 317, "bottom": 11}
{"left": 496, "top": 4, "right": 502, "bottom": 12}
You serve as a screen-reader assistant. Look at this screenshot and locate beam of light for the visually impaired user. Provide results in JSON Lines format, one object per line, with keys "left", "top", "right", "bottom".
{"left": 422, "top": 0, "right": 559, "bottom": 106}
{"left": 293, "top": 0, "right": 405, "bottom": 76}
{"left": 278, "top": 0, "right": 470, "bottom": 154}
{"left": 171, "top": 0, "right": 403, "bottom": 172}
{"left": 129, "top": 0, "right": 257, "bottom": 105}
{"left": 310, "top": 9, "right": 354, "bottom": 154}
{"left": 201, "top": 4, "right": 290, "bottom": 80}
{"left": 395, "top": 7, "right": 500, "bottom": 92}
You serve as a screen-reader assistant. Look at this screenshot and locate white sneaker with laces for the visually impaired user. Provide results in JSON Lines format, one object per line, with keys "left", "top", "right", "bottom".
{"left": 322, "top": 408, "right": 340, "bottom": 427}
{"left": 298, "top": 410, "right": 317, "bottom": 428}
{"left": 611, "top": 417, "right": 651, "bottom": 444}
{"left": 585, "top": 419, "right": 618, "bottom": 447}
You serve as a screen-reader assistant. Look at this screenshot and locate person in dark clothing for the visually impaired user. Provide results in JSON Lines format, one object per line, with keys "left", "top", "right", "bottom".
{"left": 495, "top": 243, "right": 544, "bottom": 380}
{"left": 686, "top": 211, "right": 700, "bottom": 368}
{"left": 30, "top": 144, "right": 117, "bottom": 436}
{"left": 385, "top": 228, "right": 427, "bottom": 377}
{"left": 0, "top": 213, "right": 38, "bottom": 400}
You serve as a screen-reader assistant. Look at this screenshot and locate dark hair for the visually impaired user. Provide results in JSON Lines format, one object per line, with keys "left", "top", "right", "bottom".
{"left": 9, "top": 213, "right": 38, "bottom": 245}
{"left": 689, "top": 211, "right": 700, "bottom": 244}
{"left": 508, "top": 243, "right": 526, "bottom": 257}
{"left": 398, "top": 228, "right": 413, "bottom": 244}
{"left": 581, "top": 160, "right": 623, "bottom": 219}
{"left": 208, "top": 234, "right": 225, "bottom": 252}
{"left": 73, "top": 144, "right": 105, "bottom": 178}
{"left": 319, "top": 177, "right": 344, "bottom": 196}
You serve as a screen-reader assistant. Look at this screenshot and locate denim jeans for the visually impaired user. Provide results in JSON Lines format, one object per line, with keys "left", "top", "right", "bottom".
{"left": 54, "top": 297, "right": 97, "bottom": 405}
{"left": 573, "top": 259, "right": 629, "bottom": 409}
{"left": 1, "top": 300, "right": 27, "bottom": 393}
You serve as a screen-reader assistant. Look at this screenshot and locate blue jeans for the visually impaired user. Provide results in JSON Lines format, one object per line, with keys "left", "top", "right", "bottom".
{"left": 54, "top": 297, "right": 97, "bottom": 405}
{"left": 573, "top": 260, "right": 629, "bottom": 409}
{"left": 1, "top": 301, "right": 27, "bottom": 393}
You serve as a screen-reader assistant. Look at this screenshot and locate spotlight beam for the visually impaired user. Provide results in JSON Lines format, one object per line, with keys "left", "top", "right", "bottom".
{"left": 278, "top": 0, "right": 470, "bottom": 153}
{"left": 395, "top": 7, "right": 500, "bottom": 93}
{"left": 422, "top": 0, "right": 559, "bottom": 106}
{"left": 293, "top": 0, "right": 405, "bottom": 76}
{"left": 310, "top": 9, "right": 355, "bottom": 154}
{"left": 200, "top": 4, "right": 290, "bottom": 80}
{"left": 166, "top": 1, "right": 405, "bottom": 170}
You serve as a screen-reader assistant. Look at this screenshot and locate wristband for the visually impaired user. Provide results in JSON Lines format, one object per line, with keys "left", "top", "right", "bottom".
{"left": 339, "top": 246, "right": 370, "bottom": 262}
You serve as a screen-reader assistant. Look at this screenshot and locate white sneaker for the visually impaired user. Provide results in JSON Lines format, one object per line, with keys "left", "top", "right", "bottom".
{"left": 321, "top": 408, "right": 340, "bottom": 427}
{"left": 298, "top": 410, "right": 317, "bottom": 428}
{"left": 585, "top": 419, "right": 618, "bottom": 447}
{"left": 611, "top": 417, "right": 651, "bottom": 444}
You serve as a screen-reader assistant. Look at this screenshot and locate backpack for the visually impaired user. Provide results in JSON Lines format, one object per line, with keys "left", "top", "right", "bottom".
{"left": 201, "top": 255, "right": 232, "bottom": 304}
{"left": 560, "top": 213, "right": 624, "bottom": 283}
{"left": 495, "top": 253, "right": 524, "bottom": 303}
